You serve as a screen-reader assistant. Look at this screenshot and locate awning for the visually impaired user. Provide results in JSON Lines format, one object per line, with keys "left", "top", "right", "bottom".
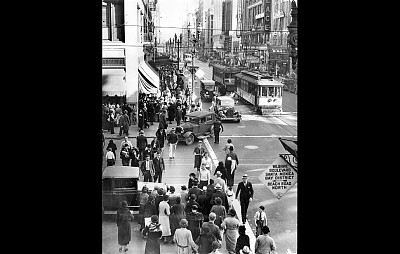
{"left": 138, "top": 61, "right": 160, "bottom": 94}
{"left": 102, "top": 69, "right": 127, "bottom": 96}
{"left": 278, "top": 137, "right": 297, "bottom": 159}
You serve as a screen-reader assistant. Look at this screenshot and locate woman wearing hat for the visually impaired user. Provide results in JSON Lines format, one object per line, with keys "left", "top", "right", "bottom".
{"left": 142, "top": 215, "right": 163, "bottom": 254}
{"left": 173, "top": 219, "right": 198, "bottom": 254}
{"left": 138, "top": 186, "right": 149, "bottom": 231}
{"left": 239, "top": 246, "right": 253, "bottom": 254}
{"left": 169, "top": 196, "right": 185, "bottom": 238}
{"left": 235, "top": 225, "right": 251, "bottom": 254}
{"left": 254, "top": 226, "right": 276, "bottom": 254}
{"left": 195, "top": 226, "right": 217, "bottom": 254}
{"left": 141, "top": 195, "right": 157, "bottom": 233}
{"left": 210, "top": 197, "right": 226, "bottom": 228}
{"left": 116, "top": 200, "right": 135, "bottom": 252}
{"left": 186, "top": 204, "right": 204, "bottom": 242}
{"left": 221, "top": 209, "right": 241, "bottom": 254}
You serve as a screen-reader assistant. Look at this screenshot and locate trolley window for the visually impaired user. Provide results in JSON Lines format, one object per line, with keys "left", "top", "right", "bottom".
{"left": 261, "top": 87, "right": 268, "bottom": 96}
{"left": 268, "top": 87, "right": 274, "bottom": 97}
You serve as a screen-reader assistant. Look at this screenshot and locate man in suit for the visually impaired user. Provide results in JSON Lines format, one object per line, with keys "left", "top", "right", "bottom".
{"left": 235, "top": 174, "right": 254, "bottom": 224}
{"left": 136, "top": 130, "right": 148, "bottom": 160}
{"left": 201, "top": 212, "right": 222, "bottom": 242}
{"left": 152, "top": 151, "right": 165, "bottom": 183}
{"left": 188, "top": 179, "right": 203, "bottom": 200}
{"left": 140, "top": 155, "right": 154, "bottom": 182}
{"left": 213, "top": 117, "right": 224, "bottom": 144}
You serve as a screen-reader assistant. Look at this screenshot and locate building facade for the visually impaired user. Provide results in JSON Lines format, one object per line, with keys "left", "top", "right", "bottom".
{"left": 102, "top": 0, "right": 159, "bottom": 106}
{"left": 269, "top": 0, "right": 291, "bottom": 76}
{"left": 239, "top": 0, "right": 272, "bottom": 70}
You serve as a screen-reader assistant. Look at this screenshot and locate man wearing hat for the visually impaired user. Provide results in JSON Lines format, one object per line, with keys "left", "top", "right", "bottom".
{"left": 167, "top": 127, "right": 178, "bottom": 159}
{"left": 213, "top": 117, "right": 224, "bottom": 144}
{"left": 211, "top": 183, "right": 229, "bottom": 211}
{"left": 213, "top": 171, "right": 226, "bottom": 192}
{"left": 136, "top": 129, "right": 148, "bottom": 160}
{"left": 152, "top": 151, "right": 165, "bottom": 183}
{"left": 235, "top": 174, "right": 254, "bottom": 224}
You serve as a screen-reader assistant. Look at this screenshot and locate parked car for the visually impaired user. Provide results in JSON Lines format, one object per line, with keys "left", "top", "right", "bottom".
{"left": 173, "top": 111, "right": 217, "bottom": 145}
{"left": 215, "top": 96, "right": 242, "bottom": 122}
{"left": 102, "top": 165, "right": 167, "bottom": 216}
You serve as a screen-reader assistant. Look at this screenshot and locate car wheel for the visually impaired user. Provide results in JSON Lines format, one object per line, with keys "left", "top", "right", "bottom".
{"left": 237, "top": 119, "right": 241, "bottom": 123}
{"left": 186, "top": 134, "right": 195, "bottom": 145}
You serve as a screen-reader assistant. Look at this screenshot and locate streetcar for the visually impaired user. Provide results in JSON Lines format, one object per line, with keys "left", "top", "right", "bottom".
{"left": 200, "top": 79, "right": 216, "bottom": 102}
{"left": 235, "top": 70, "right": 283, "bottom": 115}
{"left": 183, "top": 53, "right": 192, "bottom": 64}
{"left": 212, "top": 63, "right": 241, "bottom": 96}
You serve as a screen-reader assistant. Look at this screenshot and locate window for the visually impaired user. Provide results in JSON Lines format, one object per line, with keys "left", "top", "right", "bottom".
{"left": 102, "top": 178, "right": 112, "bottom": 191}
{"left": 261, "top": 87, "right": 268, "bottom": 96}
{"left": 102, "top": 4, "right": 110, "bottom": 40}
{"left": 114, "top": 179, "right": 136, "bottom": 189}
{"left": 268, "top": 87, "right": 274, "bottom": 97}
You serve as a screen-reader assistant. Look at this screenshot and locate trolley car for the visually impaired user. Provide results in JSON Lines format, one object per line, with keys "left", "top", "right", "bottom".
{"left": 235, "top": 70, "right": 283, "bottom": 115}
{"left": 212, "top": 63, "right": 241, "bottom": 96}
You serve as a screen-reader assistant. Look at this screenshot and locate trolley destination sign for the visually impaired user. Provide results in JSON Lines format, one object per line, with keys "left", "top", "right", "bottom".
{"left": 258, "top": 156, "right": 298, "bottom": 199}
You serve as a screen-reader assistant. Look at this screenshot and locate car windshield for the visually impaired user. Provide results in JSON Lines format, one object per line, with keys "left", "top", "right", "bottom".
{"left": 188, "top": 117, "right": 199, "bottom": 124}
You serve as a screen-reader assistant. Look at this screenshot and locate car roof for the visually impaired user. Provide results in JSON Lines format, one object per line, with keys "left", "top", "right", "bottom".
{"left": 102, "top": 166, "right": 140, "bottom": 179}
{"left": 186, "top": 111, "right": 216, "bottom": 118}
{"left": 216, "top": 96, "right": 235, "bottom": 101}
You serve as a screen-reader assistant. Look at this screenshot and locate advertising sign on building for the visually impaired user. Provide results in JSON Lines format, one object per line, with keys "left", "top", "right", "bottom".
{"left": 258, "top": 156, "right": 298, "bottom": 199}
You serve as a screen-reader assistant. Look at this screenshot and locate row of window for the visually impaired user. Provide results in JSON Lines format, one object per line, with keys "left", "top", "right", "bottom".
{"left": 237, "top": 79, "right": 282, "bottom": 97}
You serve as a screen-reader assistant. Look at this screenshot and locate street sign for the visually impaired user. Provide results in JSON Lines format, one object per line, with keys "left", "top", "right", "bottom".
{"left": 195, "top": 69, "right": 205, "bottom": 79}
{"left": 258, "top": 155, "right": 298, "bottom": 199}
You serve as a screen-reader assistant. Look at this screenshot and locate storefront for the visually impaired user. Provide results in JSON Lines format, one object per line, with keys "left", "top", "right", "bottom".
{"left": 102, "top": 68, "right": 127, "bottom": 105}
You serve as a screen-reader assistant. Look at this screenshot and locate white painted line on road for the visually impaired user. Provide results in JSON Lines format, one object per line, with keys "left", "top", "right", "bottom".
{"left": 203, "top": 138, "right": 219, "bottom": 169}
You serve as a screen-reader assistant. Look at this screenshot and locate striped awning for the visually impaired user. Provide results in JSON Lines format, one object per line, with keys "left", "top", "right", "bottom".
{"left": 138, "top": 61, "right": 159, "bottom": 94}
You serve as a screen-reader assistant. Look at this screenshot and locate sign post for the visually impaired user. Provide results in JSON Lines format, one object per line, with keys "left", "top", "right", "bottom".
{"left": 258, "top": 155, "right": 298, "bottom": 199}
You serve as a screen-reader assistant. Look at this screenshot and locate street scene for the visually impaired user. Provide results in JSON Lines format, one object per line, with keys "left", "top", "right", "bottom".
{"left": 102, "top": 0, "right": 298, "bottom": 254}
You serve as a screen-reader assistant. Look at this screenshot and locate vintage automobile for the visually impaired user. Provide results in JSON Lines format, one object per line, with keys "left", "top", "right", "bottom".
{"left": 174, "top": 111, "right": 217, "bottom": 145}
{"left": 215, "top": 96, "right": 242, "bottom": 122}
{"left": 102, "top": 165, "right": 167, "bottom": 216}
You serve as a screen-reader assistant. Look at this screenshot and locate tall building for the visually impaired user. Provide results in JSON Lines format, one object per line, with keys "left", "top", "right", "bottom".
{"left": 239, "top": 0, "right": 272, "bottom": 70}
{"left": 269, "top": 0, "right": 291, "bottom": 76}
{"left": 102, "top": 0, "right": 160, "bottom": 106}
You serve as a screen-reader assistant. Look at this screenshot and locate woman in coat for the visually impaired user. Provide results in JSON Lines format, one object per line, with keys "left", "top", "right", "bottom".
{"left": 117, "top": 200, "right": 135, "bottom": 253}
{"left": 138, "top": 186, "right": 149, "bottom": 231}
{"left": 235, "top": 225, "right": 250, "bottom": 254}
{"left": 142, "top": 215, "right": 163, "bottom": 254}
{"left": 120, "top": 144, "right": 130, "bottom": 166}
{"left": 221, "top": 209, "right": 240, "bottom": 254}
{"left": 158, "top": 194, "right": 172, "bottom": 243}
{"left": 173, "top": 219, "right": 198, "bottom": 254}
{"left": 186, "top": 205, "right": 204, "bottom": 241}
{"left": 142, "top": 195, "right": 157, "bottom": 233}
{"left": 169, "top": 196, "right": 185, "bottom": 238}
{"left": 210, "top": 197, "right": 226, "bottom": 229}
{"left": 156, "top": 128, "right": 166, "bottom": 150}
{"left": 195, "top": 226, "right": 216, "bottom": 254}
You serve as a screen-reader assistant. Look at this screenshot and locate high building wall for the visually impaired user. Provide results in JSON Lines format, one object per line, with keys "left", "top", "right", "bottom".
{"left": 102, "top": 0, "right": 158, "bottom": 105}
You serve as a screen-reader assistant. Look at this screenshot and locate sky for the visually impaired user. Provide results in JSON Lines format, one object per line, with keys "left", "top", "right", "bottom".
{"left": 157, "top": 0, "right": 198, "bottom": 43}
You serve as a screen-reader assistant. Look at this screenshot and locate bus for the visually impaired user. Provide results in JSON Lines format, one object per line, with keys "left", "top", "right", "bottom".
{"left": 212, "top": 63, "right": 241, "bottom": 96}
{"left": 235, "top": 70, "right": 283, "bottom": 115}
